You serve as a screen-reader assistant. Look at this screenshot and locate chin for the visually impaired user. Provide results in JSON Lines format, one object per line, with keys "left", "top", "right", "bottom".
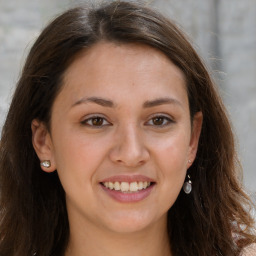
{"left": 102, "top": 210, "right": 163, "bottom": 234}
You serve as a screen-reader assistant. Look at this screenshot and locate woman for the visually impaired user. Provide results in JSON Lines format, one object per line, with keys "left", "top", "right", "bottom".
{"left": 0, "top": 1, "right": 255, "bottom": 256}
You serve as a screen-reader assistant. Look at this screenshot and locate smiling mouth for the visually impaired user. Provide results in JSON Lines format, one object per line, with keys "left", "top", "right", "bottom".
{"left": 101, "top": 181, "right": 153, "bottom": 193}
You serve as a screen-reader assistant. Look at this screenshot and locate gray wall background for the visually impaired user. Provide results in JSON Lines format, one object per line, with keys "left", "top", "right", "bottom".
{"left": 0, "top": 0, "right": 255, "bottom": 193}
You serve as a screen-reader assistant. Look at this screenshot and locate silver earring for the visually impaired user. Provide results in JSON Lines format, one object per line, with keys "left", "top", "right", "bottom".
{"left": 40, "top": 160, "right": 51, "bottom": 168}
{"left": 183, "top": 174, "right": 192, "bottom": 194}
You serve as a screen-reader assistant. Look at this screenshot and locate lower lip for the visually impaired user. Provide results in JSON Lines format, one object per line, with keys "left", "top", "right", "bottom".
{"left": 100, "top": 183, "right": 155, "bottom": 203}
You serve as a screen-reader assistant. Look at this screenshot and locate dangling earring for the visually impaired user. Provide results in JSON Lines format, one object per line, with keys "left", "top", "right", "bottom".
{"left": 183, "top": 174, "right": 192, "bottom": 194}
{"left": 40, "top": 160, "right": 51, "bottom": 168}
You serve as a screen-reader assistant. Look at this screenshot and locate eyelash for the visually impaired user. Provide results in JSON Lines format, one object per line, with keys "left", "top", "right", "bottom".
{"left": 81, "top": 115, "right": 111, "bottom": 127}
{"left": 81, "top": 114, "right": 174, "bottom": 128}
{"left": 145, "top": 115, "right": 174, "bottom": 127}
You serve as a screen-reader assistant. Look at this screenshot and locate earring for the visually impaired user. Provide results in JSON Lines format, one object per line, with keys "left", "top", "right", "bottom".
{"left": 40, "top": 160, "right": 51, "bottom": 168}
{"left": 183, "top": 174, "right": 192, "bottom": 194}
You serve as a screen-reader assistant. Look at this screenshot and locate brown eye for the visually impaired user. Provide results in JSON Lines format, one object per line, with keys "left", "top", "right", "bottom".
{"left": 82, "top": 116, "right": 111, "bottom": 127}
{"left": 152, "top": 116, "right": 165, "bottom": 126}
{"left": 146, "top": 115, "right": 173, "bottom": 127}
{"left": 92, "top": 117, "right": 104, "bottom": 126}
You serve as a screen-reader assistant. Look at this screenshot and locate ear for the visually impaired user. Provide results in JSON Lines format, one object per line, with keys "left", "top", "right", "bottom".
{"left": 31, "top": 119, "right": 56, "bottom": 173}
{"left": 187, "top": 111, "right": 203, "bottom": 168}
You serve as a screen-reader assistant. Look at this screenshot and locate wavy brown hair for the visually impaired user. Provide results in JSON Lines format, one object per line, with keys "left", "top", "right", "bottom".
{"left": 0, "top": 1, "right": 255, "bottom": 256}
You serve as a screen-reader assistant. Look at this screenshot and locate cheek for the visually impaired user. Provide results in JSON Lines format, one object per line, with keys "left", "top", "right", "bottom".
{"left": 150, "top": 129, "right": 190, "bottom": 169}
{"left": 51, "top": 126, "right": 116, "bottom": 192}
{"left": 157, "top": 140, "right": 188, "bottom": 188}
{"left": 149, "top": 131, "right": 190, "bottom": 205}
{"left": 51, "top": 129, "right": 102, "bottom": 187}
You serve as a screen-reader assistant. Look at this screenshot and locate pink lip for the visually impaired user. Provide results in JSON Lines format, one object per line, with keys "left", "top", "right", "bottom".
{"left": 101, "top": 175, "right": 154, "bottom": 183}
{"left": 100, "top": 183, "right": 155, "bottom": 203}
{"left": 99, "top": 175, "right": 156, "bottom": 203}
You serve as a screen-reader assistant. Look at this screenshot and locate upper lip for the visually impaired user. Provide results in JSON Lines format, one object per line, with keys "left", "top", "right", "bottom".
{"left": 100, "top": 175, "right": 155, "bottom": 183}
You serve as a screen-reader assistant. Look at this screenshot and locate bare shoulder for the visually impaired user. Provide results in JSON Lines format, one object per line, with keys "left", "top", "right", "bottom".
{"left": 241, "top": 244, "right": 256, "bottom": 256}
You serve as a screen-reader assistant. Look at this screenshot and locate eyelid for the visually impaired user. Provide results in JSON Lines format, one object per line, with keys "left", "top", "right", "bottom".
{"left": 145, "top": 114, "right": 175, "bottom": 127}
{"left": 80, "top": 113, "right": 175, "bottom": 128}
{"left": 81, "top": 114, "right": 112, "bottom": 127}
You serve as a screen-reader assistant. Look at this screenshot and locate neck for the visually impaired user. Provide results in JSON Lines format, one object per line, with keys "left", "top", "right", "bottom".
{"left": 65, "top": 214, "right": 172, "bottom": 256}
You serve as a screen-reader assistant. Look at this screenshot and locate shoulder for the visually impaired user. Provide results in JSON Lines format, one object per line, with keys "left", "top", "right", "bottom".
{"left": 241, "top": 243, "right": 256, "bottom": 256}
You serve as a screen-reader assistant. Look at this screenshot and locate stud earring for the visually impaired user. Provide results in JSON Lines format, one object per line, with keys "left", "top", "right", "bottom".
{"left": 183, "top": 174, "right": 192, "bottom": 194}
{"left": 40, "top": 160, "right": 51, "bottom": 168}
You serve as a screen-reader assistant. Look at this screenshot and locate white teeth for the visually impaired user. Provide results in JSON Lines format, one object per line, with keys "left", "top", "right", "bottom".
{"left": 114, "top": 181, "right": 120, "bottom": 191}
{"left": 120, "top": 182, "right": 129, "bottom": 192}
{"left": 108, "top": 182, "right": 114, "bottom": 190}
{"left": 102, "top": 181, "right": 152, "bottom": 192}
{"left": 130, "top": 182, "right": 138, "bottom": 192}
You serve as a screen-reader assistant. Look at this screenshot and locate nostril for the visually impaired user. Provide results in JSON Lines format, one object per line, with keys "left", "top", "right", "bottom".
{"left": 108, "top": 135, "right": 150, "bottom": 167}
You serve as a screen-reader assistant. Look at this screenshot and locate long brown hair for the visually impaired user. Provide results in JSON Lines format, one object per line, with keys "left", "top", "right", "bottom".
{"left": 0, "top": 1, "right": 255, "bottom": 255}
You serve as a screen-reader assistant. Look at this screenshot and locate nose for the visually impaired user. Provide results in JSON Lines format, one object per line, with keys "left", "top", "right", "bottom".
{"left": 109, "top": 124, "right": 150, "bottom": 167}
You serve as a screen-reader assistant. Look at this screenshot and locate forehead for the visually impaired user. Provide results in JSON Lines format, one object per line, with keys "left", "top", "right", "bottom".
{"left": 64, "top": 42, "right": 185, "bottom": 84}
{"left": 58, "top": 42, "right": 188, "bottom": 108}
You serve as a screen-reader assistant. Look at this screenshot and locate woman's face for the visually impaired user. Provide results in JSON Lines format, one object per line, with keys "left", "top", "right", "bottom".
{"left": 33, "top": 42, "right": 202, "bottom": 235}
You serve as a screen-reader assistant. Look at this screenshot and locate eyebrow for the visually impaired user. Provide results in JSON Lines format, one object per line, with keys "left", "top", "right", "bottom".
{"left": 72, "top": 97, "right": 115, "bottom": 108}
{"left": 143, "top": 97, "right": 183, "bottom": 108}
{"left": 71, "top": 96, "right": 182, "bottom": 109}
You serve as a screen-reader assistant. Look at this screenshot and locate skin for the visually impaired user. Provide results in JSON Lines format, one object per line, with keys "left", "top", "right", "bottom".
{"left": 32, "top": 42, "right": 202, "bottom": 256}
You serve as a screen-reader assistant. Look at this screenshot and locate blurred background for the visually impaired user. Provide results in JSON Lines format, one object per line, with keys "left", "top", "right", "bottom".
{"left": 0, "top": 0, "right": 255, "bottom": 195}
